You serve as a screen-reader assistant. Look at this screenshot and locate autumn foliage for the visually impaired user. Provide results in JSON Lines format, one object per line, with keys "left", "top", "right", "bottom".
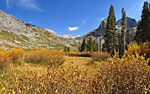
{"left": 125, "top": 42, "right": 150, "bottom": 59}
{"left": 0, "top": 51, "right": 10, "bottom": 70}
{"left": 1, "top": 42, "right": 150, "bottom": 93}
{"left": 24, "top": 49, "right": 65, "bottom": 66}
{"left": 7, "top": 48, "right": 24, "bottom": 65}
{"left": 91, "top": 52, "right": 111, "bottom": 61}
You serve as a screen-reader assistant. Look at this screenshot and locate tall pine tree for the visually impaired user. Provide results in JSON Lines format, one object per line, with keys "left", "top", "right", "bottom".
{"left": 136, "top": 1, "right": 150, "bottom": 43}
{"left": 80, "top": 38, "right": 86, "bottom": 52}
{"left": 126, "top": 28, "right": 132, "bottom": 48}
{"left": 120, "top": 8, "right": 127, "bottom": 57}
{"left": 105, "top": 5, "right": 118, "bottom": 55}
{"left": 87, "top": 34, "right": 93, "bottom": 52}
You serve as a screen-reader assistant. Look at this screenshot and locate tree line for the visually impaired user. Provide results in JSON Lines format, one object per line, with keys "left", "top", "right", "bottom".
{"left": 80, "top": 1, "right": 150, "bottom": 57}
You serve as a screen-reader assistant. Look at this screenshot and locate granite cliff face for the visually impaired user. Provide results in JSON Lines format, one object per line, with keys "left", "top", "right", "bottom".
{"left": 116, "top": 17, "right": 137, "bottom": 29}
{"left": 0, "top": 10, "right": 79, "bottom": 50}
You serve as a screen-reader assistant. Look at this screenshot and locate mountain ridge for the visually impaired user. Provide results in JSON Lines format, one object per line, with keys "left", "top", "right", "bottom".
{"left": 0, "top": 9, "right": 79, "bottom": 50}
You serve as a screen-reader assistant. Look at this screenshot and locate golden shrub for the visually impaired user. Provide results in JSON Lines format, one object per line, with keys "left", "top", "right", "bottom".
{"left": 1, "top": 63, "right": 92, "bottom": 94}
{"left": 7, "top": 48, "right": 24, "bottom": 64}
{"left": 92, "top": 54, "right": 150, "bottom": 93}
{"left": 139, "top": 42, "right": 150, "bottom": 58}
{"left": 125, "top": 42, "right": 140, "bottom": 56}
{"left": 24, "top": 49, "right": 65, "bottom": 66}
{"left": 0, "top": 51, "right": 10, "bottom": 70}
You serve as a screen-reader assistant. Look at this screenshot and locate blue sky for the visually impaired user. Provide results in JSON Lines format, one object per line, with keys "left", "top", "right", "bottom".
{"left": 0, "top": 0, "right": 148, "bottom": 36}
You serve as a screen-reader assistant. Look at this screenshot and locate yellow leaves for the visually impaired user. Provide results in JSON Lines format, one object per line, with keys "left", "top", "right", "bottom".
{"left": 55, "top": 89, "right": 59, "bottom": 94}
{"left": 1, "top": 87, "right": 6, "bottom": 94}
{"left": 12, "top": 89, "right": 15, "bottom": 94}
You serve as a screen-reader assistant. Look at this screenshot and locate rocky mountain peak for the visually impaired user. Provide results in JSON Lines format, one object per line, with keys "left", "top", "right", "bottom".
{"left": 117, "top": 17, "right": 137, "bottom": 29}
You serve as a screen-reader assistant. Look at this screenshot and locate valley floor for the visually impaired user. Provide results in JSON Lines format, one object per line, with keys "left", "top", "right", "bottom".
{"left": 6, "top": 56, "right": 100, "bottom": 78}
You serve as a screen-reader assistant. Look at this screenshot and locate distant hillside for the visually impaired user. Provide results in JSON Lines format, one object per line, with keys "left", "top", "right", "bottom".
{"left": 0, "top": 10, "right": 79, "bottom": 50}
{"left": 63, "top": 34, "right": 76, "bottom": 39}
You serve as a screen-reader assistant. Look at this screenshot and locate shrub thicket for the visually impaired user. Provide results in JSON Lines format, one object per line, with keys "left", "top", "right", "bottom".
{"left": 0, "top": 51, "right": 10, "bottom": 70}
{"left": 24, "top": 49, "right": 65, "bottom": 66}
{"left": 91, "top": 52, "right": 111, "bottom": 62}
{"left": 7, "top": 48, "right": 24, "bottom": 65}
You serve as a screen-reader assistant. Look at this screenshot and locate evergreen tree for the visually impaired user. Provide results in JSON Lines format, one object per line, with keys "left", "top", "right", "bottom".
{"left": 120, "top": 8, "right": 127, "bottom": 57}
{"left": 80, "top": 38, "right": 86, "bottom": 52}
{"left": 67, "top": 47, "right": 70, "bottom": 52}
{"left": 136, "top": 1, "right": 150, "bottom": 43}
{"left": 78, "top": 42, "right": 81, "bottom": 52}
{"left": 126, "top": 28, "right": 131, "bottom": 47}
{"left": 64, "top": 46, "right": 70, "bottom": 52}
{"left": 105, "top": 5, "right": 118, "bottom": 55}
{"left": 87, "top": 34, "right": 93, "bottom": 52}
{"left": 93, "top": 40, "right": 98, "bottom": 52}
{"left": 64, "top": 46, "right": 67, "bottom": 52}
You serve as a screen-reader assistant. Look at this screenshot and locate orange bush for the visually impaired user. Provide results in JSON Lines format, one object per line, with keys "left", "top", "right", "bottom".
{"left": 7, "top": 48, "right": 24, "bottom": 64}
{"left": 24, "top": 49, "right": 65, "bottom": 66}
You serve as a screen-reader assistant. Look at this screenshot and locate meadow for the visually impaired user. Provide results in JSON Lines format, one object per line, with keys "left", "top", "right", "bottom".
{"left": 0, "top": 42, "right": 150, "bottom": 93}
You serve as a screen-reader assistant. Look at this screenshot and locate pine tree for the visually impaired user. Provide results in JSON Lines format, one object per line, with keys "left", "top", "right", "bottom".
{"left": 120, "top": 8, "right": 127, "bottom": 57}
{"left": 105, "top": 5, "right": 118, "bottom": 55}
{"left": 78, "top": 42, "right": 81, "bottom": 52}
{"left": 87, "top": 34, "right": 93, "bottom": 52}
{"left": 93, "top": 40, "right": 98, "bottom": 52}
{"left": 80, "top": 38, "right": 86, "bottom": 52}
{"left": 136, "top": 1, "right": 150, "bottom": 43}
{"left": 67, "top": 47, "right": 70, "bottom": 52}
{"left": 64, "top": 46, "right": 67, "bottom": 52}
{"left": 126, "top": 28, "right": 131, "bottom": 47}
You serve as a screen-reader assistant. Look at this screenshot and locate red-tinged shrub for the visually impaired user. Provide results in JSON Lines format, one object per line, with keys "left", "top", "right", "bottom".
{"left": 91, "top": 52, "right": 111, "bottom": 62}
{"left": 65, "top": 52, "right": 91, "bottom": 57}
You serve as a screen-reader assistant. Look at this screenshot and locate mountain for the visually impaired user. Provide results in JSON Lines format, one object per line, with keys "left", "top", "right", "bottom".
{"left": 116, "top": 17, "right": 137, "bottom": 29}
{"left": 82, "top": 17, "right": 137, "bottom": 39}
{"left": 44, "top": 29, "right": 61, "bottom": 37}
{"left": 63, "top": 34, "right": 76, "bottom": 39}
{"left": 0, "top": 10, "right": 79, "bottom": 50}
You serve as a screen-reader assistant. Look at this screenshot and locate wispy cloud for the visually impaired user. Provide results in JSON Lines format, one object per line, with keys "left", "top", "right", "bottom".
{"left": 6, "top": 0, "right": 41, "bottom": 11}
{"left": 68, "top": 27, "right": 79, "bottom": 31}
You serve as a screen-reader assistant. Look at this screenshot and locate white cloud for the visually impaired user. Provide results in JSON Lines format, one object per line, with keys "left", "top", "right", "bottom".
{"left": 6, "top": 0, "right": 41, "bottom": 11}
{"left": 68, "top": 27, "right": 79, "bottom": 31}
